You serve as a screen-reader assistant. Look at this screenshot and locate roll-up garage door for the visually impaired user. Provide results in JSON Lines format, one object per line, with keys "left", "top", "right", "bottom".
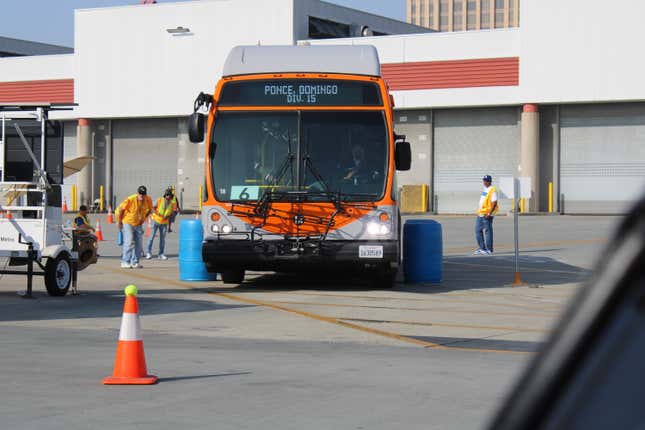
{"left": 433, "top": 108, "right": 519, "bottom": 213}
{"left": 113, "top": 118, "right": 178, "bottom": 203}
{"left": 561, "top": 103, "right": 645, "bottom": 214}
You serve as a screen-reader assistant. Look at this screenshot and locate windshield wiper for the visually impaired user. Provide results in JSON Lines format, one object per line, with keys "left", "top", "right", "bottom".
{"left": 303, "top": 154, "right": 331, "bottom": 193}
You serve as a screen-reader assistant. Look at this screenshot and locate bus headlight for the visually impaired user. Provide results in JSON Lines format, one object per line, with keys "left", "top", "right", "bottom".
{"left": 367, "top": 222, "right": 390, "bottom": 236}
{"left": 221, "top": 224, "right": 233, "bottom": 234}
{"left": 210, "top": 224, "right": 220, "bottom": 233}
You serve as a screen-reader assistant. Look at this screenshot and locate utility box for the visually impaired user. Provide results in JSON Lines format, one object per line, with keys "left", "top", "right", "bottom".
{"left": 400, "top": 184, "right": 428, "bottom": 213}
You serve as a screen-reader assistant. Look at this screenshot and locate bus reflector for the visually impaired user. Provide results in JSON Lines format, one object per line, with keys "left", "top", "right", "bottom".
{"left": 210, "top": 212, "right": 221, "bottom": 222}
{"left": 379, "top": 212, "right": 389, "bottom": 222}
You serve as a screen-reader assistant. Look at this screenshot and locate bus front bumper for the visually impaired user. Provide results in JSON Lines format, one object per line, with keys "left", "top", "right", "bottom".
{"left": 202, "top": 239, "right": 399, "bottom": 272}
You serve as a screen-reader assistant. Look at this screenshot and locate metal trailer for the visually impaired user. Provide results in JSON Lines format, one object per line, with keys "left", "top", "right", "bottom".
{"left": 0, "top": 103, "right": 92, "bottom": 297}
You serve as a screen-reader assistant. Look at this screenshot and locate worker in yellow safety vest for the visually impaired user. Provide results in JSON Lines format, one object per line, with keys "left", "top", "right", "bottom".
{"left": 145, "top": 189, "right": 173, "bottom": 260}
{"left": 73, "top": 205, "right": 95, "bottom": 234}
{"left": 165, "top": 186, "right": 181, "bottom": 233}
{"left": 117, "top": 185, "right": 153, "bottom": 269}
{"left": 474, "top": 175, "right": 498, "bottom": 255}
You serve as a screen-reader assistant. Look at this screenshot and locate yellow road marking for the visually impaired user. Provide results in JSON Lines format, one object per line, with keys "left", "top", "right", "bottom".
{"left": 340, "top": 317, "right": 548, "bottom": 333}
{"left": 98, "top": 264, "right": 533, "bottom": 354}
{"left": 270, "top": 291, "right": 565, "bottom": 312}
{"left": 263, "top": 299, "right": 558, "bottom": 317}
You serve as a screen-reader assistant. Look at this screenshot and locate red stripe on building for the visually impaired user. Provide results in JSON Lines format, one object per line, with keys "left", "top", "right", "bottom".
{"left": 0, "top": 79, "right": 74, "bottom": 103}
{"left": 382, "top": 57, "right": 519, "bottom": 91}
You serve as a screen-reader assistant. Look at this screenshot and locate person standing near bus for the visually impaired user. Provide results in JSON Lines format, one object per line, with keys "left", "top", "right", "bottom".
{"left": 118, "top": 185, "right": 152, "bottom": 269}
{"left": 145, "top": 189, "right": 173, "bottom": 260}
{"left": 474, "top": 175, "right": 498, "bottom": 255}
{"left": 165, "top": 186, "right": 180, "bottom": 233}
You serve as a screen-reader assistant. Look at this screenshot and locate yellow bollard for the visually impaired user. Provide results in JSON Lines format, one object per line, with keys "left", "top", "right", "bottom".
{"left": 520, "top": 198, "right": 525, "bottom": 214}
{"left": 71, "top": 184, "right": 77, "bottom": 211}
{"left": 548, "top": 182, "right": 553, "bottom": 213}
{"left": 99, "top": 185, "right": 104, "bottom": 212}
{"left": 198, "top": 185, "right": 203, "bottom": 211}
{"left": 421, "top": 184, "right": 428, "bottom": 212}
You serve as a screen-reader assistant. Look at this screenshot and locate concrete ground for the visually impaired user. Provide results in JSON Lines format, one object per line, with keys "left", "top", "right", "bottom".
{"left": 0, "top": 213, "right": 621, "bottom": 429}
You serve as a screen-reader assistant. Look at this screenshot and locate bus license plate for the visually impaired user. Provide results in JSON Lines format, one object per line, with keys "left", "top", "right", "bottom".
{"left": 359, "top": 245, "right": 383, "bottom": 259}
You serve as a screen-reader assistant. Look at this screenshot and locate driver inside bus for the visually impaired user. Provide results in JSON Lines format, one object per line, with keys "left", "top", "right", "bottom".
{"left": 343, "top": 143, "right": 380, "bottom": 185}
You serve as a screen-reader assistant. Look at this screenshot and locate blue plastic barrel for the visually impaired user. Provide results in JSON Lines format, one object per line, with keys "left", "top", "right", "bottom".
{"left": 403, "top": 219, "right": 442, "bottom": 283}
{"left": 179, "top": 219, "right": 217, "bottom": 281}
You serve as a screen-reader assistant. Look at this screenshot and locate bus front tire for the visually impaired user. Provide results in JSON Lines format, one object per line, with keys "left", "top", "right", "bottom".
{"left": 221, "top": 269, "right": 245, "bottom": 284}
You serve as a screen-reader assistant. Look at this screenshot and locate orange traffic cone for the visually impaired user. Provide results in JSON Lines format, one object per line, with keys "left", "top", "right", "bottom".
{"left": 145, "top": 217, "right": 152, "bottom": 237}
{"left": 103, "top": 285, "right": 157, "bottom": 385}
{"left": 95, "top": 219, "right": 104, "bottom": 241}
{"left": 62, "top": 197, "right": 68, "bottom": 213}
{"left": 106, "top": 206, "right": 114, "bottom": 224}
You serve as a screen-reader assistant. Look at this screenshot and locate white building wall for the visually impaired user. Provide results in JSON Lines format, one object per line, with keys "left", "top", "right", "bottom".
{"left": 0, "top": 54, "right": 74, "bottom": 82}
{"left": 74, "top": 0, "right": 296, "bottom": 119}
{"left": 520, "top": 0, "right": 645, "bottom": 104}
{"left": 308, "top": 0, "right": 645, "bottom": 109}
{"left": 2, "top": 0, "right": 644, "bottom": 114}
{"left": 306, "top": 29, "right": 523, "bottom": 108}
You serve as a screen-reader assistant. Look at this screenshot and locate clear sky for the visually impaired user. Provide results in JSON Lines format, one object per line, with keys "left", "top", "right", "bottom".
{"left": 1, "top": 0, "right": 406, "bottom": 48}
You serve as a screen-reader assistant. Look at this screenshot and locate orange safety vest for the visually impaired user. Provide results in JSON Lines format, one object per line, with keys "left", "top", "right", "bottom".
{"left": 478, "top": 186, "right": 499, "bottom": 216}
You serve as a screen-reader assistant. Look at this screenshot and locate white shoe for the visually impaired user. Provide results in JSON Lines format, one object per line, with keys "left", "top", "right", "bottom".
{"left": 145, "top": 253, "right": 152, "bottom": 260}
{"left": 158, "top": 254, "right": 168, "bottom": 260}
{"left": 120, "top": 262, "right": 131, "bottom": 269}
{"left": 483, "top": 250, "right": 493, "bottom": 255}
{"left": 131, "top": 262, "right": 143, "bottom": 269}
{"left": 473, "top": 249, "right": 484, "bottom": 255}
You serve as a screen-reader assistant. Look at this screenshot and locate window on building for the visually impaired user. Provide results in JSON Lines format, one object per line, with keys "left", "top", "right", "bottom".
{"left": 453, "top": 1, "right": 463, "bottom": 30}
{"left": 509, "top": 0, "right": 517, "bottom": 27}
{"left": 481, "top": 0, "right": 491, "bottom": 28}
{"left": 428, "top": 0, "right": 435, "bottom": 28}
{"left": 494, "top": 0, "right": 504, "bottom": 28}
{"left": 439, "top": 0, "right": 449, "bottom": 30}
{"left": 467, "top": 0, "right": 477, "bottom": 29}
{"left": 308, "top": 16, "right": 350, "bottom": 39}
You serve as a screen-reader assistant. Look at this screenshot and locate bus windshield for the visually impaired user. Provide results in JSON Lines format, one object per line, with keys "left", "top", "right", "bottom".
{"left": 211, "top": 111, "right": 388, "bottom": 202}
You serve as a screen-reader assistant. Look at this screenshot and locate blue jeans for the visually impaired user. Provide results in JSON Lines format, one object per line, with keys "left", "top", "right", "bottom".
{"left": 122, "top": 223, "right": 144, "bottom": 265}
{"left": 146, "top": 221, "right": 167, "bottom": 255}
{"left": 475, "top": 216, "right": 494, "bottom": 252}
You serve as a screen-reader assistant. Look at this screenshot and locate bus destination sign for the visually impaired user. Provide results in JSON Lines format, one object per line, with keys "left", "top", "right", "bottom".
{"left": 264, "top": 83, "right": 339, "bottom": 104}
{"left": 219, "top": 79, "right": 382, "bottom": 107}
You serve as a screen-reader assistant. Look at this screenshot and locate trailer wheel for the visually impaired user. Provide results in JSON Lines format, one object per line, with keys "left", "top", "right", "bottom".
{"left": 45, "top": 254, "right": 71, "bottom": 296}
{"left": 221, "top": 269, "right": 245, "bottom": 284}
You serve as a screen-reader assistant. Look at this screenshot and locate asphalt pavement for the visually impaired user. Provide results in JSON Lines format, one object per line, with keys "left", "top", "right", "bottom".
{"left": 0, "top": 213, "right": 621, "bottom": 429}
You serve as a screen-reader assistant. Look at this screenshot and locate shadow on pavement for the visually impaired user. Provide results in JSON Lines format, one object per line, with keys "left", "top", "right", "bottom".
{"left": 0, "top": 289, "right": 252, "bottom": 322}
{"left": 208, "top": 253, "right": 590, "bottom": 294}
{"left": 401, "top": 254, "right": 591, "bottom": 293}
{"left": 158, "top": 371, "right": 252, "bottom": 383}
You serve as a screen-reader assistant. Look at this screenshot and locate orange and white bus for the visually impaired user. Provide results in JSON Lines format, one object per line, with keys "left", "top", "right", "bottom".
{"left": 188, "top": 45, "right": 411, "bottom": 286}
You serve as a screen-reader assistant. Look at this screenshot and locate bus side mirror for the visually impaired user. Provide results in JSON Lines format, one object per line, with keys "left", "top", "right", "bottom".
{"left": 188, "top": 112, "right": 205, "bottom": 143}
{"left": 395, "top": 141, "right": 411, "bottom": 171}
